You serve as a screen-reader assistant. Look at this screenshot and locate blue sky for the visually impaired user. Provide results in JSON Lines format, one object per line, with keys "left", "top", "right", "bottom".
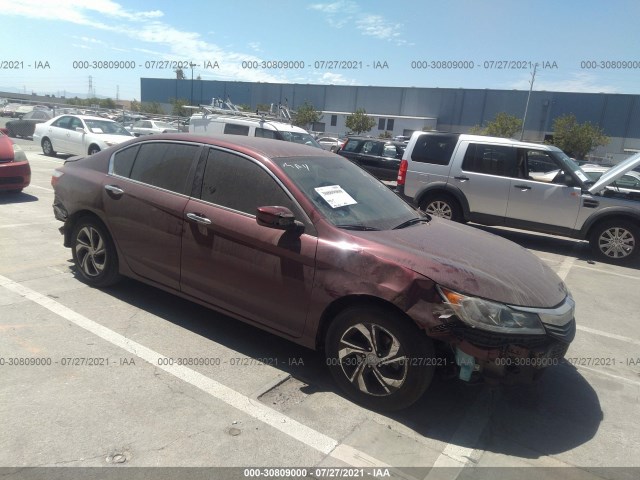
{"left": 1, "top": 0, "right": 639, "bottom": 101}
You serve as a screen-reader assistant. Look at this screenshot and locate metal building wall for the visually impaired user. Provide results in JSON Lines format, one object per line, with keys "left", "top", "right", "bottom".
{"left": 141, "top": 78, "right": 640, "bottom": 158}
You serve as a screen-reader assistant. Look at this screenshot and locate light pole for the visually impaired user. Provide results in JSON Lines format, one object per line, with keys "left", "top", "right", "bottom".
{"left": 520, "top": 63, "right": 537, "bottom": 141}
{"left": 189, "top": 62, "right": 197, "bottom": 105}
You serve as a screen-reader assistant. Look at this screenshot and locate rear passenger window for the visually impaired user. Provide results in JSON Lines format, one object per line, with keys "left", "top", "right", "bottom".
{"left": 129, "top": 142, "right": 199, "bottom": 194}
{"left": 255, "top": 128, "right": 277, "bottom": 139}
{"left": 223, "top": 123, "right": 250, "bottom": 136}
{"left": 112, "top": 145, "right": 140, "bottom": 177}
{"left": 200, "top": 149, "right": 294, "bottom": 215}
{"left": 341, "top": 140, "right": 360, "bottom": 153}
{"left": 462, "top": 144, "right": 517, "bottom": 177}
{"left": 410, "top": 134, "right": 457, "bottom": 165}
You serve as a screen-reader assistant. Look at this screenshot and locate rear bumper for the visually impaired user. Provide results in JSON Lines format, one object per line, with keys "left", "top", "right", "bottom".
{"left": 0, "top": 161, "right": 31, "bottom": 190}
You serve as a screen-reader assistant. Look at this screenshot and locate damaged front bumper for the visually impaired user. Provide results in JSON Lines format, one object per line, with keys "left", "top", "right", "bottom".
{"left": 431, "top": 294, "right": 576, "bottom": 384}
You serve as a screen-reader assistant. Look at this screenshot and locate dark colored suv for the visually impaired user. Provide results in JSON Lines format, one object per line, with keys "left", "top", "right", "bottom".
{"left": 52, "top": 134, "right": 575, "bottom": 411}
{"left": 337, "top": 137, "right": 405, "bottom": 182}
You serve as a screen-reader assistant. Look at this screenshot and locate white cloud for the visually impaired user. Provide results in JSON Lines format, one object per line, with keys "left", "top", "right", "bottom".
{"left": 308, "top": 1, "right": 408, "bottom": 44}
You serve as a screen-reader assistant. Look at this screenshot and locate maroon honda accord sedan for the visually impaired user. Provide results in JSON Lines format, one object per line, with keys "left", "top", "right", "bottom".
{"left": 51, "top": 134, "right": 575, "bottom": 410}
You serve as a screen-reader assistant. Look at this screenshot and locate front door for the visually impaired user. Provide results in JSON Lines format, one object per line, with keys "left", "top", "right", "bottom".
{"left": 180, "top": 147, "right": 317, "bottom": 337}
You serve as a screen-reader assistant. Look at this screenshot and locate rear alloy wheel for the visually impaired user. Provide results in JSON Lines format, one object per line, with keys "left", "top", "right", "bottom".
{"left": 88, "top": 145, "right": 100, "bottom": 155}
{"left": 71, "top": 218, "right": 120, "bottom": 287}
{"left": 420, "top": 195, "right": 461, "bottom": 221}
{"left": 589, "top": 220, "right": 639, "bottom": 263}
{"left": 41, "top": 138, "right": 56, "bottom": 157}
{"left": 326, "top": 307, "right": 435, "bottom": 411}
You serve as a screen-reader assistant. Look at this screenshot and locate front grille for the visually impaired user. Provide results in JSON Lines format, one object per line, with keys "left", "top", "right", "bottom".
{"left": 543, "top": 319, "right": 576, "bottom": 343}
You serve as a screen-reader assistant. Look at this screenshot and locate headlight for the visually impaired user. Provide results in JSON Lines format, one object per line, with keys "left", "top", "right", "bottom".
{"left": 437, "top": 286, "right": 545, "bottom": 335}
{"left": 12, "top": 144, "right": 27, "bottom": 162}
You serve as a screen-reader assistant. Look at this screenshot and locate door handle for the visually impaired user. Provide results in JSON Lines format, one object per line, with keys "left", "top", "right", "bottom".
{"left": 453, "top": 176, "right": 469, "bottom": 182}
{"left": 104, "top": 184, "right": 124, "bottom": 197}
{"left": 186, "top": 213, "right": 212, "bottom": 225}
{"left": 513, "top": 184, "right": 532, "bottom": 190}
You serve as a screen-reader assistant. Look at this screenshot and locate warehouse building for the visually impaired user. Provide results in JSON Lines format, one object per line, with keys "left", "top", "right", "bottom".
{"left": 141, "top": 78, "right": 640, "bottom": 162}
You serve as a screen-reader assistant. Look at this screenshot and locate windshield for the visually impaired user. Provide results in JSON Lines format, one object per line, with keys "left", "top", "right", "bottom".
{"left": 84, "top": 120, "right": 132, "bottom": 136}
{"left": 274, "top": 156, "right": 418, "bottom": 230}
{"left": 550, "top": 149, "right": 591, "bottom": 184}
{"left": 278, "top": 131, "right": 322, "bottom": 149}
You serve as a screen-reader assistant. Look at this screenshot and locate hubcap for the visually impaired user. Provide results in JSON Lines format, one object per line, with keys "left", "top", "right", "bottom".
{"left": 337, "top": 323, "right": 408, "bottom": 397}
{"left": 75, "top": 226, "right": 107, "bottom": 277}
{"left": 43, "top": 140, "right": 51, "bottom": 154}
{"left": 425, "top": 200, "right": 452, "bottom": 219}
{"left": 598, "top": 227, "right": 635, "bottom": 259}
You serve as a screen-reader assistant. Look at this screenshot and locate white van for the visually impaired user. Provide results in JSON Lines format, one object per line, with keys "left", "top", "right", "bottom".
{"left": 189, "top": 111, "right": 322, "bottom": 149}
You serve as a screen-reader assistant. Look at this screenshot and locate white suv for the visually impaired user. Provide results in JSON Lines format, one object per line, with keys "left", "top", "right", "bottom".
{"left": 397, "top": 132, "right": 640, "bottom": 263}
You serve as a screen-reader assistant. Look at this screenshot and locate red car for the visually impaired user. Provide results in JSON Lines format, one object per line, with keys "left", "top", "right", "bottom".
{"left": 0, "top": 131, "right": 31, "bottom": 192}
{"left": 51, "top": 134, "right": 575, "bottom": 410}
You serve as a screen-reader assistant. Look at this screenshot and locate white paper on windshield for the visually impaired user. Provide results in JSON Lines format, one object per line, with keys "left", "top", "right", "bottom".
{"left": 91, "top": 128, "right": 104, "bottom": 133}
{"left": 315, "top": 185, "right": 357, "bottom": 208}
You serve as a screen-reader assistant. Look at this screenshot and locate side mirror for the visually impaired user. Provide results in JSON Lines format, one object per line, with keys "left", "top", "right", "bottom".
{"left": 256, "top": 206, "right": 302, "bottom": 231}
{"left": 75, "top": 127, "right": 86, "bottom": 133}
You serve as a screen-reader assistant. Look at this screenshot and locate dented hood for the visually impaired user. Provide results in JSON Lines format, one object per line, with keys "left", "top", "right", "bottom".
{"left": 349, "top": 218, "right": 567, "bottom": 308}
{"left": 587, "top": 152, "right": 640, "bottom": 194}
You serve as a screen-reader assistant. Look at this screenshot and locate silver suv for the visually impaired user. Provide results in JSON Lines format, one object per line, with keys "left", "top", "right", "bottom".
{"left": 397, "top": 132, "right": 640, "bottom": 263}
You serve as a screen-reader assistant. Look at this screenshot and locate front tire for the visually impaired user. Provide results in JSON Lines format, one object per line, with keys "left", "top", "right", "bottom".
{"left": 589, "top": 219, "right": 639, "bottom": 263}
{"left": 325, "top": 306, "right": 435, "bottom": 411}
{"left": 88, "top": 145, "right": 100, "bottom": 155}
{"left": 71, "top": 217, "right": 120, "bottom": 287}
{"left": 420, "top": 194, "right": 462, "bottom": 221}
{"left": 41, "top": 137, "right": 56, "bottom": 157}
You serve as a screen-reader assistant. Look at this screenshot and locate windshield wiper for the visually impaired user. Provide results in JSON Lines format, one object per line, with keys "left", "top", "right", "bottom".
{"left": 393, "top": 217, "right": 430, "bottom": 229}
{"left": 335, "top": 224, "right": 380, "bottom": 231}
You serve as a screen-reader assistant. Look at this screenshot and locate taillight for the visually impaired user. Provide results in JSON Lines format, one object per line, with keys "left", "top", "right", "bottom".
{"left": 397, "top": 159, "right": 408, "bottom": 185}
{"left": 51, "top": 169, "right": 63, "bottom": 188}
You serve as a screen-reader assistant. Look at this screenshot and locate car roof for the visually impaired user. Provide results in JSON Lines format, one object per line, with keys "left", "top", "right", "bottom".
{"left": 127, "top": 133, "right": 333, "bottom": 159}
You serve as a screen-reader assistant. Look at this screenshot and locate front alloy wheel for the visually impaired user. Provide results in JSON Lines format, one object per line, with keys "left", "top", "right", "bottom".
{"left": 590, "top": 220, "right": 639, "bottom": 263}
{"left": 71, "top": 218, "right": 120, "bottom": 287}
{"left": 326, "top": 307, "right": 435, "bottom": 411}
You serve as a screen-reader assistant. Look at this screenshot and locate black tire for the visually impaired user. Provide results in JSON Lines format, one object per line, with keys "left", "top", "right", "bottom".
{"left": 71, "top": 217, "right": 121, "bottom": 287}
{"left": 419, "top": 194, "right": 462, "bottom": 222}
{"left": 325, "top": 306, "right": 435, "bottom": 411}
{"left": 589, "top": 219, "right": 639, "bottom": 264}
{"left": 88, "top": 145, "right": 100, "bottom": 155}
{"left": 41, "top": 137, "right": 56, "bottom": 157}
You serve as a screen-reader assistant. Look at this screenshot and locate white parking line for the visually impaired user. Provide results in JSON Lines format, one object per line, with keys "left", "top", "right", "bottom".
{"left": 0, "top": 274, "right": 415, "bottom": 477}
{"left": 573, "top": 264, "right": 640, "bottom": 281}
{"left": 27, "top": 185, "right": 54, "bottom": 192}
{"left": 577, "top": 325, "right": 640, "bottom": 347}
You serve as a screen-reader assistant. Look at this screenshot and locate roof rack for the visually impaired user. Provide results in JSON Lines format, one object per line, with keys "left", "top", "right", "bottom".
{"left": 187, "top": 97, "right": 293, "bottom": 123}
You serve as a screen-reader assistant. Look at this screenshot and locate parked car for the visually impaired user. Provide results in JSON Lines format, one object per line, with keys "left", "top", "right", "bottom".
{"left": 5, "top": 109, "right": 53, "bottom": 138}
{"left": 1, "top": 103, "right": 22, "bottom": 117}
{"left": 13, "top": 105, "right": 35, "bottom": 118}
{"left": 128, "top": 119, "right": 180, "bottom": 136}
{"left": 51, "top": 134, "right": 575, "bottom": 410}
{"left": 0, "top": 132, "right": 30, "bottom": 192}
{"left": 397, "top": 132, "right": 640, "bottom": 263}
{"left": 316, "top": 136, "right": 345, "bottom": 152}
{"left": 33, "top": 115, "right": 133, "bottom": 157}
{"left": 337, "top": 136, "right": 405, "bottom": 182}
{"left": 580, "top": 165, "right": 640, "bottom": 193}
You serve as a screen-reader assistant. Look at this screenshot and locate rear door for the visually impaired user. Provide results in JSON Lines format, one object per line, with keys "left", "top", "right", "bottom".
{"left": 180, "top": 147, "right": 317, "bottom": 337}
{"left": 103, "top": 141, "right": 202, "bottom": 290}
